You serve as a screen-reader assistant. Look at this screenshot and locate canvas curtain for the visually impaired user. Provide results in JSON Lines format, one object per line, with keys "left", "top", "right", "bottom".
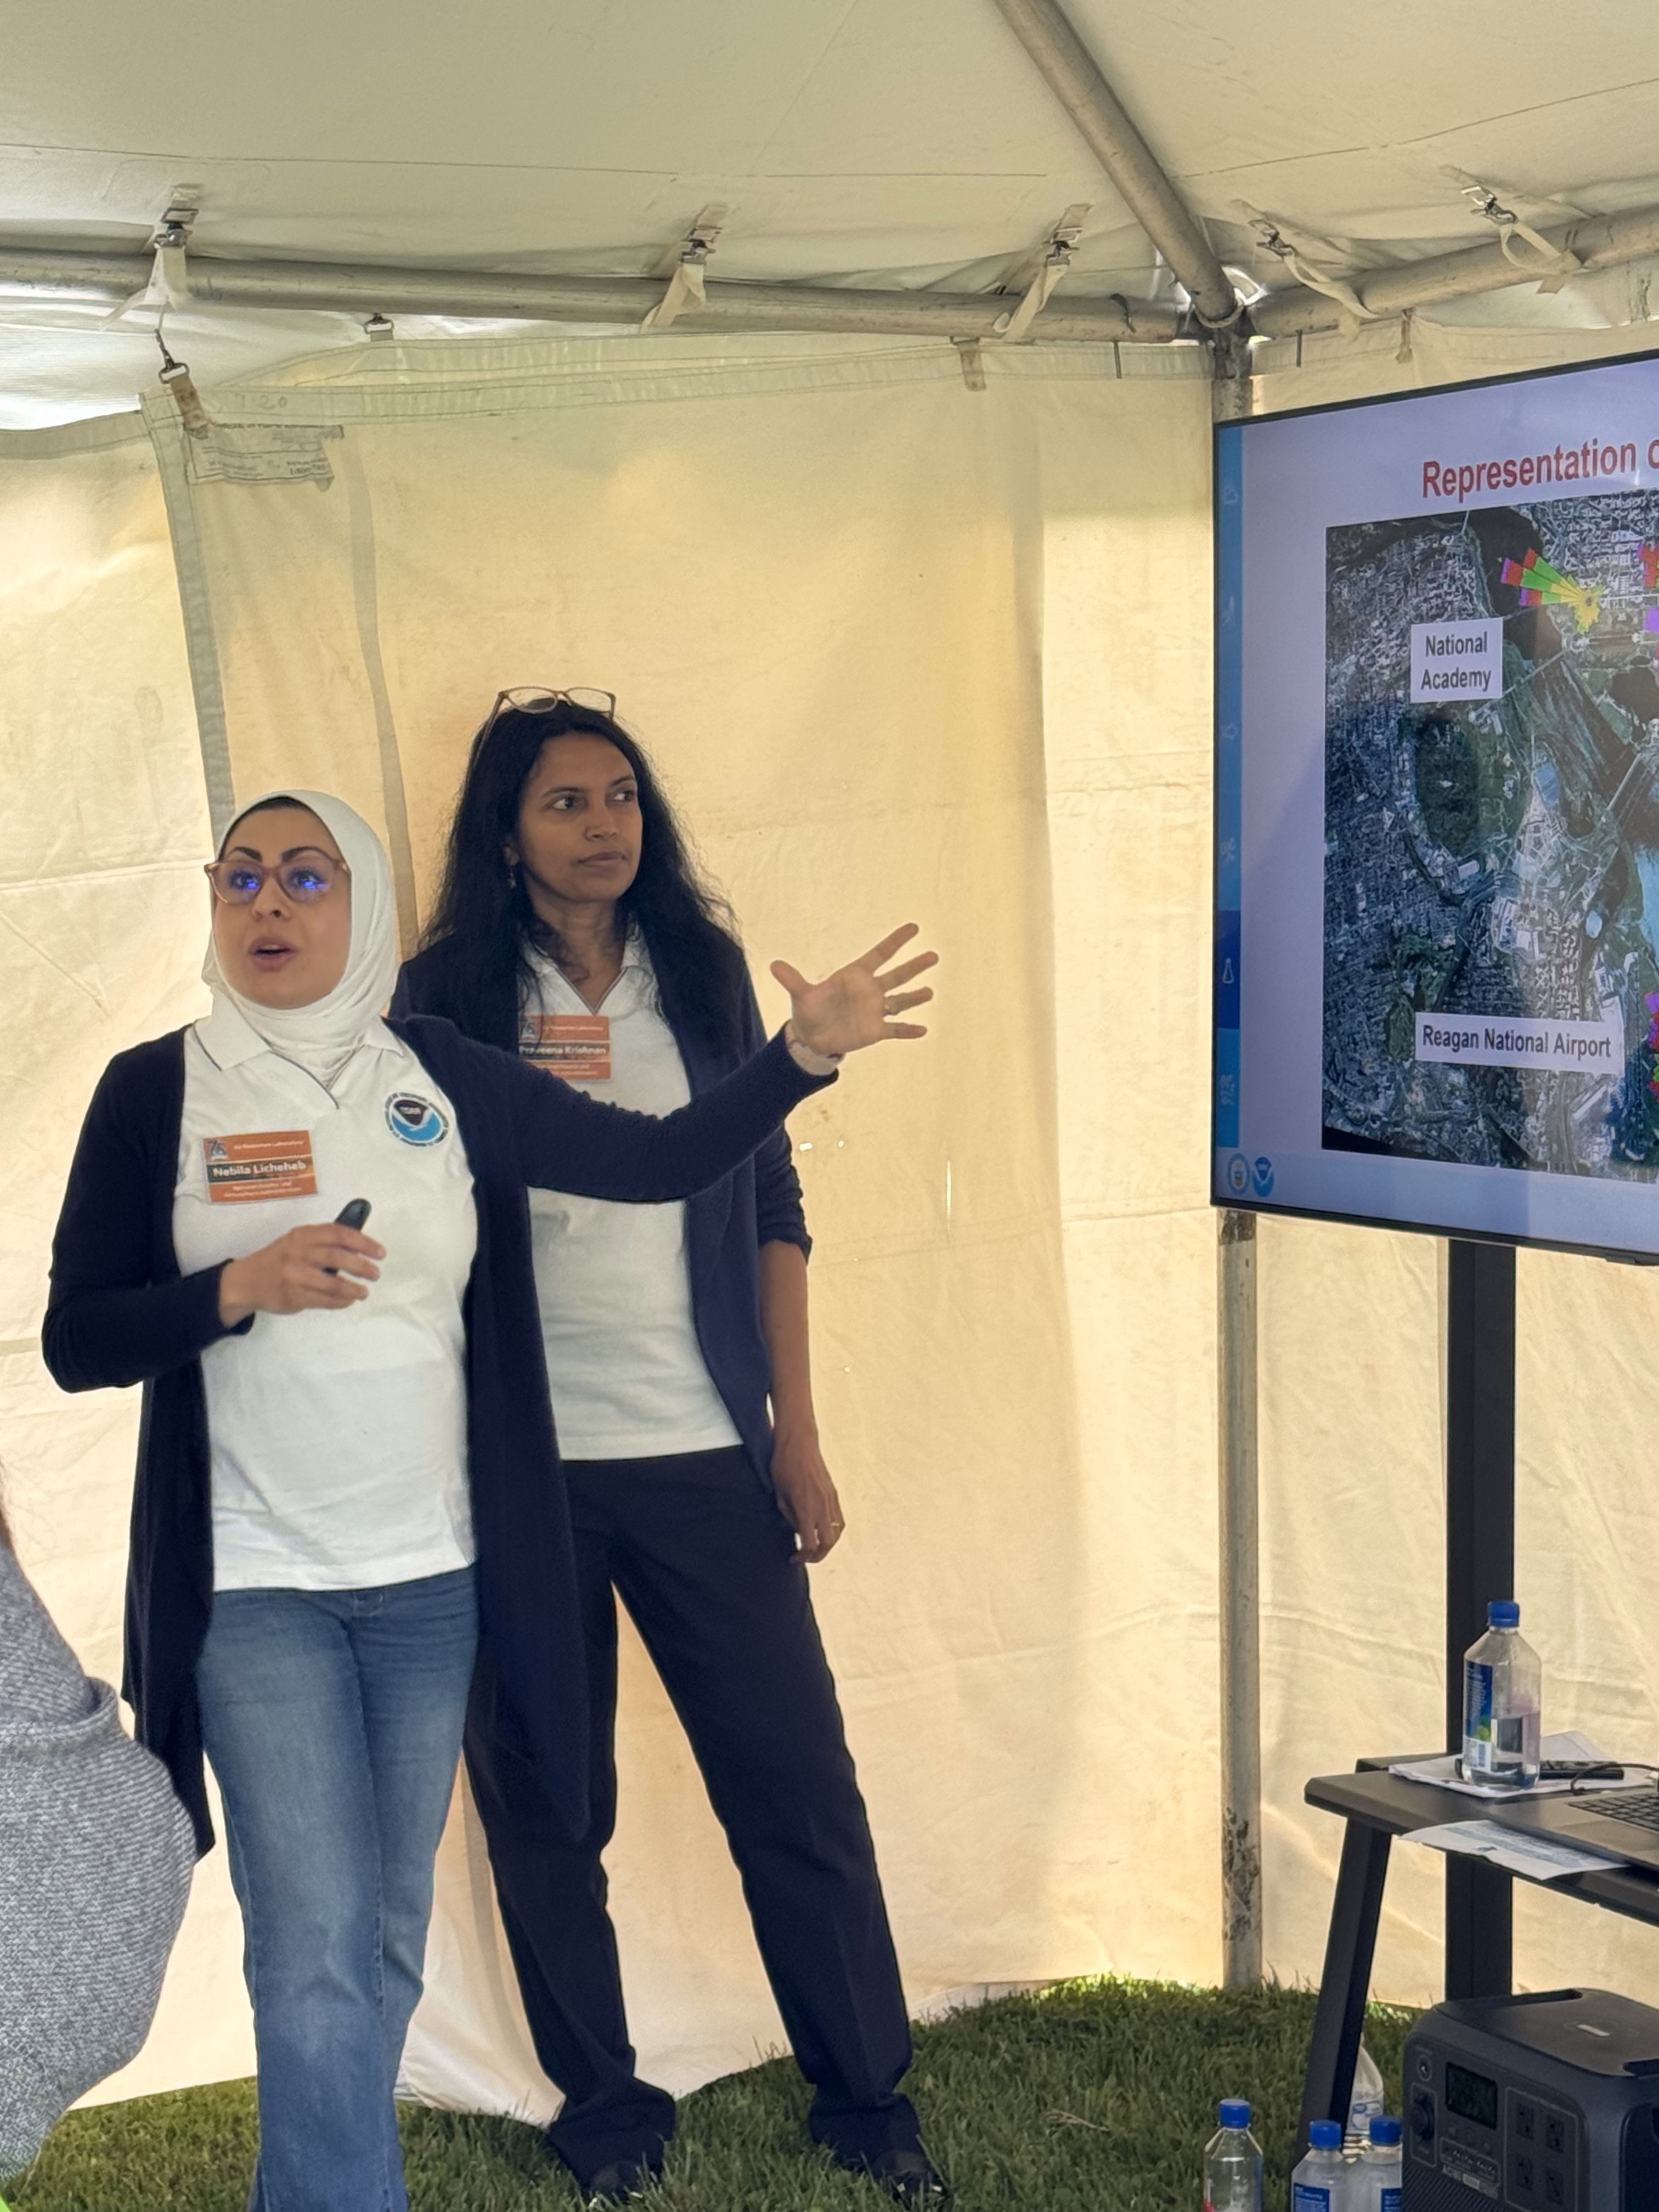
{"left": 0, "top": 414, "right": 258, "bottom": 2092}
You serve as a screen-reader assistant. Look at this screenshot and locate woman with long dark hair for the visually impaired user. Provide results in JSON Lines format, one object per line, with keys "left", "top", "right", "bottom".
{"left": 394, "top": 690, "right": 944, "bottom": 2203}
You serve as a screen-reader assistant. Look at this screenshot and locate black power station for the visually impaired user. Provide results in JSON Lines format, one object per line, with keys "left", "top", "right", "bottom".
{"left": 1403, "top": 1989, "right": 1659, "bottom": 2210}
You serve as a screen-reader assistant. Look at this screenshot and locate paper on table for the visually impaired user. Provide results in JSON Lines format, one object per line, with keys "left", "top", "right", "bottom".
{"left": 1391, "top": 1731, "right": 1647, "bottom": 1800}
{"left": 1408, "top": 1818, "right": 1627, "bottom": 1882}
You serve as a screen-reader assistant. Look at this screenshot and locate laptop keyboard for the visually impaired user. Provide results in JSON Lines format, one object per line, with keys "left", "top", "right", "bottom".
{"left": 1582, "top": 1791, "right": 1659, "bottom": 1832}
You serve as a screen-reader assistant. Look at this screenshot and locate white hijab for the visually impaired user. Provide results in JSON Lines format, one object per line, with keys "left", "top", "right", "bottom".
{"left": 202, "top": 788, "right": 400, "bottom": 1077}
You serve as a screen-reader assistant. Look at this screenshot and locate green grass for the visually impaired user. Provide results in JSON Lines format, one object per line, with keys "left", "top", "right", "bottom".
{"left": 7, "top": 1978, "right": 1417, "bottom": 2211}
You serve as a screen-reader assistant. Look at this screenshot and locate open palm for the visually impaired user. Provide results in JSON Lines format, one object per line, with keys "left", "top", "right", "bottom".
{"left": 771, "top": 924, "right": 938, "bottom": 1059}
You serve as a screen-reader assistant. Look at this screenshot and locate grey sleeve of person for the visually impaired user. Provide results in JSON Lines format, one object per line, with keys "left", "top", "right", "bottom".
{"left": 0, "top": 1544, "right": 196, "bottom": 2182}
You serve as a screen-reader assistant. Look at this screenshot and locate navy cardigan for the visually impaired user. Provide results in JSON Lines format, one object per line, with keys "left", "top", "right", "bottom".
{"left": 391, "top": 942, "right": 811, "bottom": 1488}
{"left": 42, "top": 1019, "right": 830, "bottom": 1854}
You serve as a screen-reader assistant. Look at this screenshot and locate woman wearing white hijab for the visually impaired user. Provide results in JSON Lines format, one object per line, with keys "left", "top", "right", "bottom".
{"left": 43, "top": 789, "right": 935, "bottom": 2212}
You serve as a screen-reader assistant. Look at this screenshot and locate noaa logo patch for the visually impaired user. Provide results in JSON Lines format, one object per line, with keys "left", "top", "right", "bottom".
{"left": 385, "top": 1092, "right": 449, "bottom": 1147}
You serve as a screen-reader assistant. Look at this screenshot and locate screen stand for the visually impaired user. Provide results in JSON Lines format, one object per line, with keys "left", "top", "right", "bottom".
{"left": 1443, "top": 1237, "right": 1516, "bottom": 2000}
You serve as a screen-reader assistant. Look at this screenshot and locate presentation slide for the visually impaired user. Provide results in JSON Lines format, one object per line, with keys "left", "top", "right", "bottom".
{"left": 1215, "top": 348, "right": 1659, "bottom": 1259}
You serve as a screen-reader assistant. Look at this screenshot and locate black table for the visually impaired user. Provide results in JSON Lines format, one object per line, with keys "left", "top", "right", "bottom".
{"left": 1298, "top": 1757, "right": 1659, "bottom": 2150}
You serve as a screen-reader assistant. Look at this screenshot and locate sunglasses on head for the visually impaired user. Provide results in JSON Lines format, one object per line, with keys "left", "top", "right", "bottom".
{"left": 205, "top": 851, "right": 350, "bottom": 905}
{"left": 490, "top": 686, "right": 618, "bottom": 720}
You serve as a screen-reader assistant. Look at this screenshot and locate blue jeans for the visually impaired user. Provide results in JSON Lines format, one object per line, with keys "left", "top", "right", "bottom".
{"left": 195, "top": 1565, "right": 478, "bottom": 2212}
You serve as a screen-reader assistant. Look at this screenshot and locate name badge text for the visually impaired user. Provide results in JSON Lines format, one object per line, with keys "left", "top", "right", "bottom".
{"left": 203, "top": 1130, "right": 318, "bottom": 1201}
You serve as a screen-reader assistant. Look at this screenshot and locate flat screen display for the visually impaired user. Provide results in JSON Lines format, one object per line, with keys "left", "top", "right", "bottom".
{"left": 1214, "top": 345, "right": 1659, "bottom": 1259}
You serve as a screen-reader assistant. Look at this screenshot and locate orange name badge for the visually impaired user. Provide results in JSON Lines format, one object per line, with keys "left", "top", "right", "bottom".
{"left": 520, "top": 1013, "right": 612, "bottom": 1081}
{"left": 202, "top": 1130, "right": 318, "bottom": 1203}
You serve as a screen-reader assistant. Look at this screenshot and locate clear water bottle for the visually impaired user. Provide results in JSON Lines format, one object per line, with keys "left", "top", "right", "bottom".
{"left": 1352, "top": 2117, "right": 1402, "bottom": 2211}
{"left": 1203, "top": 2098, "right": 1262, "bottom": 2211}
{"left": 1345, "top": 2042, "right": 1385, "bottom": 2151}
{"left": 1291, "top": 2119, "right": 1351, "bottom": 2211}
{"left": 1462, "top": 1599, "right": 1542, "bottom": 1785}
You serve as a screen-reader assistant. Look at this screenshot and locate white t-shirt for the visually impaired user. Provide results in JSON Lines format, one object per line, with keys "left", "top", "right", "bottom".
{"left": 522, "top": 941, "right": 743, "bottom": 1460}
{"left": 172, "top": 1001, "right": 478, "bottom": 1592}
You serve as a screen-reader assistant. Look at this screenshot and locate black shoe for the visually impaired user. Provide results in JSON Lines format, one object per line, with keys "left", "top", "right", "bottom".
{"left": 582, "top": 2154, "right": 661, "bottom": 2204}
{"left": 835, "top": 2143, "right": 949, "bottom": 2202}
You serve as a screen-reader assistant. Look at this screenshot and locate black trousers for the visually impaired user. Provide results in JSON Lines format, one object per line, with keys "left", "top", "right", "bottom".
{"left": 466, "top": 1446, "right": 918, "bottom": 2186}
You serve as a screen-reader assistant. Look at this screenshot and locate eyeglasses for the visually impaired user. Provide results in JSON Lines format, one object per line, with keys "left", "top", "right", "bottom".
{"left": 205, "top": 853, "right": 351, "bottom": 905}
{"left": 491, "top": 686, "right": 618, "bottom": 720}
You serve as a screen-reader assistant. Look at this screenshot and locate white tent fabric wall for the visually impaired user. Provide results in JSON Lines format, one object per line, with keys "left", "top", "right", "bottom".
{"left": 0, "top": 417, "right": 257, "bottom": 2096}
{"left": 8, "top": 311, "right": 1659, "bottom": 2120}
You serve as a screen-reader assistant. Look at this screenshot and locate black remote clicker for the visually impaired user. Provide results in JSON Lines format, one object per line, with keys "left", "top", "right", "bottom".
{"left": 324, "top": 1198, "right": 373, "bottom": 1273}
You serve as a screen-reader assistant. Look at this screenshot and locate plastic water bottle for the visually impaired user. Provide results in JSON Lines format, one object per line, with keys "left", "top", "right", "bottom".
{"left": 1351, "top": 2117, "right": 1402, "bottom": 2211}
{"left": 1462, "top": 1599, "right": 1542, "bottom": 1785}
{"left": 1345, "top": 2042, "right": 1385, "bottom": 2150}
{"left": 1203, "top": 2098, "right": 1262, "bottom": 2211}
{"left": 1291, "top": 2120, "right": 1351, "bottom": 2210}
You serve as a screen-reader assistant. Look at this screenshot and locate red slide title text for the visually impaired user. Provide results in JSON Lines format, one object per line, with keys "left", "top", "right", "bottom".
{"left": 1423, "top": 437, "right": 1656, "bottom": 505}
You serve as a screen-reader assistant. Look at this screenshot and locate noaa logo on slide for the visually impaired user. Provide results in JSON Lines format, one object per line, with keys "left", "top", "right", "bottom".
{"left": 385, "top": 1092, "right": 449, "bottom": 1146}
{"left": 1226, "top": 1153, "right": 1250, "bottom": 1197}
{"left": 1251, "top": 1156, "right": 1274, "bottom": 1198}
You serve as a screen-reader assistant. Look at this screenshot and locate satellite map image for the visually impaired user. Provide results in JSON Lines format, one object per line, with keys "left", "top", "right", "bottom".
{"left": 1323, "top": 492, "right": 1659, "bottom": 1174}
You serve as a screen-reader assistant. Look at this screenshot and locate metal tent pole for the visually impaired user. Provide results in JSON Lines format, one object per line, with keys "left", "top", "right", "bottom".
{"left": 1218, "top": 1206, "right": 1262, "bottom": 1984}
{"left": 1249, "top": 200, "right": 1659, "bottom": 339}
{"left": 12, "top": 192, "right": 1659, "bottom": 345}
{"left": 1213, "top": 325, "right": 1262, "bottom": 1987}
{"left": 988, "top": 0, "right": 1239, "bottom": 329}
{"left": 0, "top": 242, "right": 1182, "bottom": 343}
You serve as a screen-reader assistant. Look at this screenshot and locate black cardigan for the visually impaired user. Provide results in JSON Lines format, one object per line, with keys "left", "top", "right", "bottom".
{"left": 43, "top": 1017, "right": 830, "bottom": 1853}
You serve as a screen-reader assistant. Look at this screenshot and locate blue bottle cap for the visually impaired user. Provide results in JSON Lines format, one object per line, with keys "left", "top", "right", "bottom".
{"left": 1488, "top": 1600, "right": 1520, "bottom": 1627}
{"left": 1218, "top": 2100, "right": 1251, "bottom": 2129}
{"left": 1370, "top": 2117, "right": 1402, "bottom": 2147}
{"left": 1309, "top": 2120, "right": 1342, "bottom": 2150}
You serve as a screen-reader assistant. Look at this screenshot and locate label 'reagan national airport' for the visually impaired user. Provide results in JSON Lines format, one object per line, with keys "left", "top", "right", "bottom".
{"left": 1414, "top": 1011, "right": 1624, "bottom": 1074}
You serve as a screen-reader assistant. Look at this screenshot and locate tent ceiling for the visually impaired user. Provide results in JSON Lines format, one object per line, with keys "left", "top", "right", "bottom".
{"left": 1, "top": 0, "right": 1655, "bottom": 423}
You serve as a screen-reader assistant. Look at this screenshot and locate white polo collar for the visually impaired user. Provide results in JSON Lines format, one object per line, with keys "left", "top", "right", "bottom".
{"left": 194, "top": 996, "right": 400, "bottom": 1073}
{"left": 529, "top": 928, "right": 654, "bottom": 1009}
{"left": 539, "top": 926, "right": 651, "bottom": 973}
{"left": 620, "top": 926, "right": 651, "bottom": 975}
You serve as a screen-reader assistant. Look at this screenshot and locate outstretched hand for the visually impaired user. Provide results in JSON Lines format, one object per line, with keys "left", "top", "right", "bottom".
{"left": 771, "top": 924, "right": 938, "bottom": 1060}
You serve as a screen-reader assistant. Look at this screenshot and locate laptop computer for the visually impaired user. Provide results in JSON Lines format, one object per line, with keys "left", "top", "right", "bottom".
{"left": 1488, "top": 1781, "right": 1659, "bottom": 1872}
